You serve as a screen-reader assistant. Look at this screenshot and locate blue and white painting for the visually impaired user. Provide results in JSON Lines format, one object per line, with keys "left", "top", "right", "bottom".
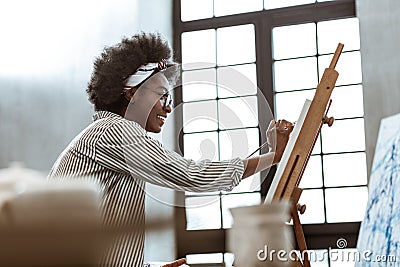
{"left": 356, "top": 113, "right": 400, "bottom": 266}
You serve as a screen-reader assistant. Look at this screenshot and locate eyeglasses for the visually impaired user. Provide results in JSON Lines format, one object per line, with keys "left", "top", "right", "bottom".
{"left": 160, "top": 93, "right": 173, "bottom": 110}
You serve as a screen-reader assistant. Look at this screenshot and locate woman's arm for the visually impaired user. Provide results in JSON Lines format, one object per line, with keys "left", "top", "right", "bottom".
{"left": 96, "top": 120, "right": 245, "bottom": 192}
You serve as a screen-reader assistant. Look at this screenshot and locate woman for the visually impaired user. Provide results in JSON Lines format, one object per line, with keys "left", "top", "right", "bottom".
{"left": 48, "top": 33, "right": 293, "bottom": 267}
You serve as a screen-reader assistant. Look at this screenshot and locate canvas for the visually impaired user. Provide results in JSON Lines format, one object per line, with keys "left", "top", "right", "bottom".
{"left": 265, "top": 99, "right": 311, "bottom": 204}
{"left": 356, "top": 113, "right": 400, "bottom": 266}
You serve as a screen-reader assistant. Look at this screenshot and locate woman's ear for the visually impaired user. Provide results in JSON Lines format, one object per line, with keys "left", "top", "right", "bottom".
{"left": 123, "top": 87, "right": 138, "bottom": 101}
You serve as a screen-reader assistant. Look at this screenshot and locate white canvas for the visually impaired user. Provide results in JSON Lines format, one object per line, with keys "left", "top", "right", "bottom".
{"left": 265, "top": 99, "right": 312, "bottom": 204}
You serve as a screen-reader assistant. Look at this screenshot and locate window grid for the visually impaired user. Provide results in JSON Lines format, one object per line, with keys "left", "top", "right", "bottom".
{"left": 182, "top": 18, "right": 367, "bottom": 228}
{"left": 174, "top": 0, "right": 360, "bottom": 262}
{"left": 181, "top": 23, "right": 262, "bottom": 230}
{"left": 180, "top": 0, "right": 338, "bottom": 22}
{"left": 272, "top": 19, "right": 366, "bottom": 225}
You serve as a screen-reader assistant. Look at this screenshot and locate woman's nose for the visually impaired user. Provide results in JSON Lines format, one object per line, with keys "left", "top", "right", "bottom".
{"left": 164, "top": 103, "right": 172, "bottom": 113}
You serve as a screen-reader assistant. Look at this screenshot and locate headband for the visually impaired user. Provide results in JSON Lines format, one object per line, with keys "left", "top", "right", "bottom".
{"left": 124, "top": 60, "right": 168, "bottom": 89}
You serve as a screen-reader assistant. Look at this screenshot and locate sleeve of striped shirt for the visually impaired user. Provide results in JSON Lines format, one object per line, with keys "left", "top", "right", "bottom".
{"left": 95, "top": 120, "right": 244, "bottom": 192}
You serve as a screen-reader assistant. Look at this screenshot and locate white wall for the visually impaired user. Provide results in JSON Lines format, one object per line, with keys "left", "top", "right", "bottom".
{"left": 356, "top": 0, "right": 400, "bottom": 174}
{"left": 0, "top": 0, "right": 174, "bottom": 170}
{"left": 0, "top": 0, "right": 176, "bottom": 262}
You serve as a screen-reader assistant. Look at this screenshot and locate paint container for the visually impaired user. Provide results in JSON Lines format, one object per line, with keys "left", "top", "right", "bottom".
{"left": 228, "top": 200, "right": 293, "bottom": 267}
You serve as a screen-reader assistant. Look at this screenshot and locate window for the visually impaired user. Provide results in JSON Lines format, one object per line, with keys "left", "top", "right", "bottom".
{"left": 272, "top": 18, "right": 367, "bottom": 225}
{"left": 180, "top": 24, "right": 263, "bottom": 233}
{"left": 174, "top": 0, "right": 363, "bottom": 266}
{"left": 180, "top": 0, "right": 338, "bottom": 21}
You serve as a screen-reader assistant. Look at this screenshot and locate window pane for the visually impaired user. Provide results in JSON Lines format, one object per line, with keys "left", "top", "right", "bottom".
{"left": 224, "top": 253, "right": 235, "bottom": 267}
{"left": 275, "top": 90, "right": 315, "bottom": 122}
{"left": 321, "top": 118, "right": 365, "bottom": 153}
{"left": 214, "top": 0, "right": 263, "bottom": 17}
{"left": 218, "top": 96, "right": 258, "bottom": 129}
{"left": 182, "top": 69, "right": 217, "bottom": 102}
{"left": 265, "top": 0, "right": 314, "bottom": 10}
{"left": 313, "top": 134, "right": 322, "bottom": 155}
{"left": 274, "top": 57, "right": 318, "bottom": 92}
{"left": 330, "top": 85, "right": 364, "bottom": 119}
{"left": 298, "top": 189, "right": 325, "bottom": 224}
{"left": 272, "top": 23, "right": 316, "bottom": 60}
{"left": 181, "top": 0, "right": 213, "bottom": 22}
{"left": 299, "top": 155, "right": 323, "bottom": 189}
{"left": 230, "top": 174, "right": 261, "bottom": 193}
{"left": 217, "top": 64, "right": 257, "bottom": 98}
{"left": 318, "top": 51, "right": 362, "bottom": 86}
{"left": 222, "top": 193, "right": 261, "bottom": 228}
{"left": 325, "top": 186, "right": 368, "bottom": 223}
{"left": 219, "top": 128, "right": 260, "bottom": 160}
{"left": 323, "top": 153, "right": 367, "bottom": 187}
{"left": 186, "top": 196, "right": 221, "bottom": 230}
{"left": 186, "top": 253, "right": 223, "bottom": 264}
{"left": 184, "top": 132, "right": 219, "bottom": 161}
{"left": 330, "top": 248, "right": 360, "bottom": 267}
{"left": 182, "top": 29, "right": 216, "bottom": 70}
{"left": 219, "top": 128, "right": 262, "bottom": 194}
{"left": 317, "top": 18, "right": 360, "bottom": 54}
{"left": 183, "top": 100, "right": 218, "bottom": 133}
{"left": 217, "top": 24, "right": 256, "bottom": 66}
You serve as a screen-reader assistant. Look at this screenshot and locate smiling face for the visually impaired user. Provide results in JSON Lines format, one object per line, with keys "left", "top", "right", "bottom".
{"left": 125, "top": 73, "right": 172, "bottom": 133}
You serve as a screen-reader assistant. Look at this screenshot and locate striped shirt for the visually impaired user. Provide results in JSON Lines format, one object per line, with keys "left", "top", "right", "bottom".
{"left": 48, "top": 110, "right": 244, "bottom": 267}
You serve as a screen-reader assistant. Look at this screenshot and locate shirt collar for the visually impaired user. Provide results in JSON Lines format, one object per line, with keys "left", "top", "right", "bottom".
{"left": 92, "top": 111, "right": 122, "bottom": 122}
{"left": 92, "top": 111, "right": 147, "bottom": 134}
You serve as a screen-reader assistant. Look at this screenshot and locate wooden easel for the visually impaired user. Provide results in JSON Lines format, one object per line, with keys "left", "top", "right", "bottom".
{"left": 271, "top": 43, "right": 344, "bottom": 267}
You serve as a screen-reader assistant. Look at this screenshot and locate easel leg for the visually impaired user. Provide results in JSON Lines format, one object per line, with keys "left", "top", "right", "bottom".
{"left": 291, "top": 206, "right": 311, "bottom": 267}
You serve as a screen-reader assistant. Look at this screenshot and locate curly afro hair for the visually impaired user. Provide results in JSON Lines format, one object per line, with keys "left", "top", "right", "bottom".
{"left": 87, "top": 33, "right": 172, "bottom": 112}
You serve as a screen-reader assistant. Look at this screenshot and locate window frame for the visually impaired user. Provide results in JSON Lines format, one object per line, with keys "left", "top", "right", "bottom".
{"left": 173, "top": 0, "right": 360, "bottom": 260}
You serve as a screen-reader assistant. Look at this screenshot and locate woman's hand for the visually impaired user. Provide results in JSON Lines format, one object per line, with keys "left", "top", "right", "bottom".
{"left": 267, "top": 119, "right": 294, "bottom": 164}
{"left": 241, "top": 119, "right": 294, "bottom": 179}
